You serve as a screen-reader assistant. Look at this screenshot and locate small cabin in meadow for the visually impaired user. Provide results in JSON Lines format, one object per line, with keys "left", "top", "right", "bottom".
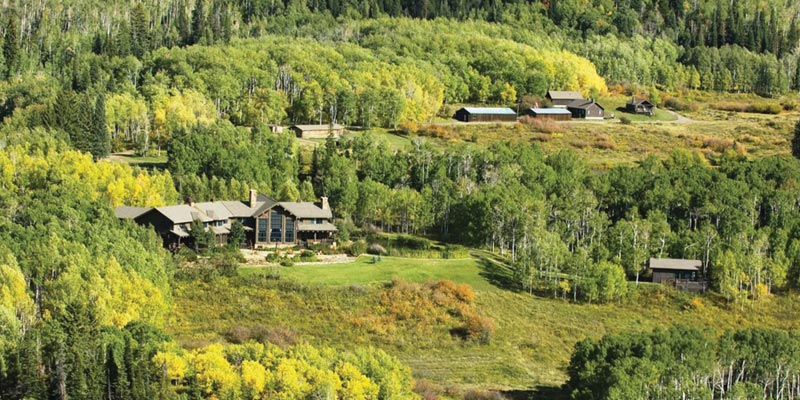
{"left": 626, "top": 97, "right": 655, "bottom": 116}
{"left": 567, "top": 99, "right": 605, "bottom": 119}
{"left": 525, "top": 108, "right": 572, "bottom": 121}
{"left": 546, "top": 91, "right": 584, "bottom": 108}
{"left": 649, "top": 258, "right": 707, "bottom": 293}
{"left": 650, "top": 258, "right": 702, "bottom": 283}
{"left": 291, "top": 124, "right": 344, "bottom": 139}
{"left": 453, "top": 107, "right": 518, "bottom": 122}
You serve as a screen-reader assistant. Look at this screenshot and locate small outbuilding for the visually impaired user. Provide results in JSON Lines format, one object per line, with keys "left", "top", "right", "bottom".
{"left": 546, "top": 91, "right": 584, "bottom": 108}
{"left": 291, "top": 124, "right": 344, "bottom": 139}
{"left": 649, "top": 258, "right": 706, "bottom": 292}
{"left": 567, "top": 99, "right": 605, "bottom": 119}
{"left": 525, "top": 108, "right": 572, "bottom": 121}
{"left": 453, "top": 107, "right": 517, "bottom": 122}
{"left": 650, "top": 258, "right": 702, "bottom": 283}
{"left": 626, "top": 97, "right": 655, "bottom": 116}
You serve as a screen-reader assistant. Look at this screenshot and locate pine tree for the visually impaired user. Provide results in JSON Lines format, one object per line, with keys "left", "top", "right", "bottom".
{"left": 792, "top": 120, "right": 800, "bottom": 159}
{"left": 130, "top": 3, "right": 151, "bottom": 58}
{"left": 92, "top": 94, "right": 110, "bottom": 160}
{"left": 190, "top": 0, "right": 206, "bottom": 45}
{"left": 177, "top": 1, "right": 191, "bottom": 46}
{"left": 3, "top": 16, "right": 19, "bottom": 78}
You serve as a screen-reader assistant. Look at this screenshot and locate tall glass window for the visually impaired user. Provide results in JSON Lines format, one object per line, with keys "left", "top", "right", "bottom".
{"left": 285, "top": 218, "right": 295, "bottom": 243}
{"left": 257, "top": 218, "right": 267, "bottom": 242}
{"left": 270, "top": 210, "right": 283, "bottom": 242}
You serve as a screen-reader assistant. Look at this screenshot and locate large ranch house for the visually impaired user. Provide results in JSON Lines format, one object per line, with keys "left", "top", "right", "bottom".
{"left": 116, "top": 190, "right": 337, "bottom": 250}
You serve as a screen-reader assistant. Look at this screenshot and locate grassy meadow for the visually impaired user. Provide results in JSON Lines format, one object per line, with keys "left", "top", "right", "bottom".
{"left": 169, "top": 253, "right": 800, "bottom": 395}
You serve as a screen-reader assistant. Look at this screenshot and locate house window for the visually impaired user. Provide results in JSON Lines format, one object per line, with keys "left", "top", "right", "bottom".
{"left": 270, "top": 210, "right": 283, "bottom": 242}
{"left": 285, "top": 218, "right": 295, "bottom": 243}
{"left": 257, "top": 218, "right": 268, "bottom": 242}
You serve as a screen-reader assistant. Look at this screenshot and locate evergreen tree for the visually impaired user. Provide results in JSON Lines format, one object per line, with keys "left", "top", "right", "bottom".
{"left": 130, "top": 3, "right": 151, "bottom": 58}
{"left": 92, "top": 94, "right": 111, "bottom": 160}
{"left": 177, "top": 1, "right": 192, "bottom": 46}
{"left": 792, "top": 120, "right": 800, "bottom": 159}
{"left": 3, "top": 16, "right": 19, "bottom": 78}
{"left": 190, "top": 0, "right": 207, "bottom": 45}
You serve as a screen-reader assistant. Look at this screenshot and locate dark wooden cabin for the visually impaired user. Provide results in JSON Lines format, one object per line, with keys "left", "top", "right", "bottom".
{"left": 567, "top": 99, "right": 605, "bottom": 119}
{"left": 626, "top": 97, "right": 655, "bottom": 116}
{"left": 649, "top": 258, "right": 707, "bottom": 293}
{"left": 453, "top": 107, "right": 517, "bottom": 122}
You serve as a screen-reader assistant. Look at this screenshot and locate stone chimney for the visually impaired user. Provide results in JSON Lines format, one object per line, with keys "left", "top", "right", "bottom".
{"left": 249, "top": 189, "right": 258, "bottom": 208}
{"left": 320, "top": 196, "right": 329, "bottom": 210}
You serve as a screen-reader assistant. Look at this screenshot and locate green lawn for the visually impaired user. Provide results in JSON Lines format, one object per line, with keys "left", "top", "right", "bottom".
{"left": 107, "top": 152, "right": 168, "bottom": 168}
{"left": 598, "top": 95, "right": 678, "bottom": 122}
{"left": 241, "top": 255, "right": 498, "bottom": 291}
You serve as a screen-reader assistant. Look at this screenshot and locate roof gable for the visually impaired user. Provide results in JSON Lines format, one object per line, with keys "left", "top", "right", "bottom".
{"left": 291, "top": 124, "right": 344, "bottom": 131}
{"left": 628, "top": 98, "right": 654, "bottom": 106}
{"left": 567, "top": 99, "right": 605, "bottom": 110}
{"left": 649, "top": 258, "right": 702, "bottom": 271}
{"left": 529, "top": 108, "right": 572, "bottom": 115}
{"left": 115, "top": 206, "right": 151, "bottom": 219}
{"left": 280, "top": 202, "right": 333, "bottom": 219}
{"left": 459, "top": 107, "right": 517, "bottom": 115}
{"left": 547, "top": 91, "right": 584, "bottom": 100}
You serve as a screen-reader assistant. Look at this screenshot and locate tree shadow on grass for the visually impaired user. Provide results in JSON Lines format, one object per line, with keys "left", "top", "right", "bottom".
{"left": 473, "top": 252, "right": 521, "bottom": 292}
{"left": 501, "top": 386, "right": 567, "bottom": 400}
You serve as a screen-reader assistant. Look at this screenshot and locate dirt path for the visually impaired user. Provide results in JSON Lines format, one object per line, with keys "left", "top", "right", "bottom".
{"left": 662, "top": 109, "right": 693, "bottom": 123}
{"left": 240, "top": 250, "right": 356, "bottom": 267}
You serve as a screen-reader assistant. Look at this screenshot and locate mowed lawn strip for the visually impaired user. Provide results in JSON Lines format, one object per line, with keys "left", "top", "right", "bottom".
{"left": 241, "top": 255, "right": 498, "bottom": 291}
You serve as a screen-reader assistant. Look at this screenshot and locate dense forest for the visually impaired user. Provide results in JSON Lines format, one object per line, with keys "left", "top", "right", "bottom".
{"left": 0, "top": 0, "right": 800, "bottom": 399}
{"left": 568, "top": 326, "right": 800, "bottom": 399}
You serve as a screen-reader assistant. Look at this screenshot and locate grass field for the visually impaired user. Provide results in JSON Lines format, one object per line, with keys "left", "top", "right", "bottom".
{"left": 241, "top": 255, "right": 497, "bottom": 290}
{"left": 169, "top": 254, "right": 800, "bottom": 396}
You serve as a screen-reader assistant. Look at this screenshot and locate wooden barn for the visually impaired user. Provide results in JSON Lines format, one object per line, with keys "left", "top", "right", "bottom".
{"left": 453, "top": 107, "right": 517, "bottom": 122}
{"left": 567, "top": 99, "right": 605, "bottom": 119}
{"left": 291, "top": 124, "right": 344, "bottom": 139}
{"left": 525, "top": 108, "right": 572, "bottom": 121}
{"left": 626, "top": 97, "right": 655, "bottom": 116}
{"left": 546, "top": 91, "right": 584, "bottom": 108}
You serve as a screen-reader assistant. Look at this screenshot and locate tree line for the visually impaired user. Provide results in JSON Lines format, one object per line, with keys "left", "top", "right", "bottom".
{"left": 568, "top": 326, "right": 800, "bottom": 399}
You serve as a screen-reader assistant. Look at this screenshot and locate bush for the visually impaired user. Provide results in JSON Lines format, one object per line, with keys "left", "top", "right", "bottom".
{"left": 462, "top": 312, "right": 496, "bottom": 344}
{"left": 279, "top": 259, "right": 294, "bottom": 267}
{"left": 348, "top": 240, "right": 368, "bottom": 256}
{"left": 295, "top": 250, "right": 317, "bottom": 262}
{"left": 210, "top": 252, "right": 240, "bottom": 277}
{"left": 368, "top": 243, "right": 388, "bottom": 255}
{"left": 712, "top": 101, "right": 781, "bottom": 114}
{"left": 265, "top": 253, "right": 280, "bottom": 263}
{"left": 664, "top": 97, "right": 699, "bottom": 112}
{"left": 619, "top": 116, "right": 632, "bottom": 125}
{"left": 462, "top": 390, "right": 506, "bottom": 400}
{"left": 518, "top": 115, "right": 564, "bottom": 133}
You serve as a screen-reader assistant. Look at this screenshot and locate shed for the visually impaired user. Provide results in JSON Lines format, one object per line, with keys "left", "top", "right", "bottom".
{"left": 291, "top": 124, "right": 344, "bottom": 139}
{"left": 525, "top": 108, "right": 572, "bottom": 121}
{"left": 626, "top": 97, "right": 655, "bottom": 116}
{"left": 453, "top": 107, "right": 517, "bottom": 122}
{"left": 567, "top": 99, "right": 605, "bottom": 119}
{"left": 546, "top": 91, "right": 584, "bottom": 108}
{"left": 649, "top": 258, "right": 702, "bottom": 283}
